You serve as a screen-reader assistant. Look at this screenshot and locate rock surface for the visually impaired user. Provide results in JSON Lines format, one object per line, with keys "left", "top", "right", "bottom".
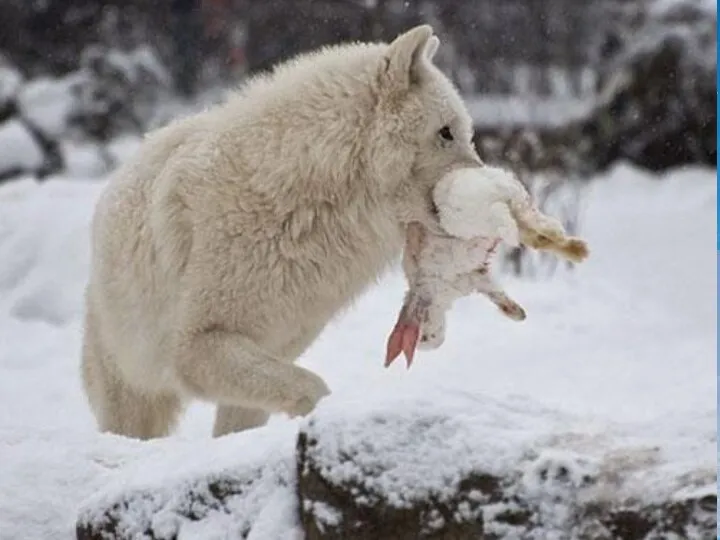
{"left": 295, "top": 392, "right": 716, "bottom": 540}
{"left": 298, "top": 432, "right": 716, "bottom": 539}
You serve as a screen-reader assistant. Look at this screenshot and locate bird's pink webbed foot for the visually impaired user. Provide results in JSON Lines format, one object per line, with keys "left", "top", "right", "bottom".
{"left": 385, "top": 296, "right": 430, "bottom": 369}
{"left": 385, "top": 317, "right": 421, "bottom": 369}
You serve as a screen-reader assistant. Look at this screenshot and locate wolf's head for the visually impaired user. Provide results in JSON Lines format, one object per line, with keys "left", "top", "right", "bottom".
{"left": 369, "top": 25, "right": 483, "bottom": 232}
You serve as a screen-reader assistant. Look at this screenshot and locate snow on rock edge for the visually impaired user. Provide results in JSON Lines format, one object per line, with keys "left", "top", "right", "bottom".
{"left": 76, "top": 425, "right": 302, "bottom": 540}
{"left": 297, "top": 389, "right": 716, "bottom": 539}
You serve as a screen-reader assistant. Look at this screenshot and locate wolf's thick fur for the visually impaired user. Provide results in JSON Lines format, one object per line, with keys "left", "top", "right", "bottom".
{"left": 81, "top": 25, "right": 483, "bottom": 439}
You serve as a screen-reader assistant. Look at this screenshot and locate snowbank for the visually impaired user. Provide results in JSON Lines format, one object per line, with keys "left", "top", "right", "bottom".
{"left": 0, "top": 177, "right": 105, "bottom": 325}
{"left": 0, "top": 425, "right": 154, "bottom": 540}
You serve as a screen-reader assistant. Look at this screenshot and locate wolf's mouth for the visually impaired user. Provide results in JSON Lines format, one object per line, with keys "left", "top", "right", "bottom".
{"left": 429, "top": 197, "right": 440, "bottom": 219}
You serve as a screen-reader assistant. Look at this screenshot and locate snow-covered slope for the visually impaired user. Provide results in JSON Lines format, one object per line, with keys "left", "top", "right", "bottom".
{"left": 0, "top": 161, "right": 715, "bottom": 539}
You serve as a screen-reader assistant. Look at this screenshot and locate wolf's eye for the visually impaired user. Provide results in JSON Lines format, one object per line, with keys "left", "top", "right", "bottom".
{"left": 438, "top": 126, "right": 454, "bottom": 142}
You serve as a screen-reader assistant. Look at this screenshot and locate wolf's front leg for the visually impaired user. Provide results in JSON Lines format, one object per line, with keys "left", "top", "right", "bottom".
{"left": 173, "top": 330, "right": 331, "bottom": 418}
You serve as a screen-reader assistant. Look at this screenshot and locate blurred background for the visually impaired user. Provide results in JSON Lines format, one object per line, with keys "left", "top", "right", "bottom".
{"left": 0, "top": 0, "right": 716, "bottom": 275}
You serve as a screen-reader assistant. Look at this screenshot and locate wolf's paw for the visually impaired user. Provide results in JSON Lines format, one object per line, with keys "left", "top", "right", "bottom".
{"left": 284, "top": 369, "right": 331, "bottom": 418}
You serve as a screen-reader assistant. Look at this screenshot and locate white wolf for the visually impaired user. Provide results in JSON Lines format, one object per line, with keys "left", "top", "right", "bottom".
{"left": 81, "top": 25, "right": 485, "bottom": 438}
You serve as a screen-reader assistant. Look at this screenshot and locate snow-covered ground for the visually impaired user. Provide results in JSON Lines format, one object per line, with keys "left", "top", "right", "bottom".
{"left": 0, "top": 148, "right": 716, "bottom": 538}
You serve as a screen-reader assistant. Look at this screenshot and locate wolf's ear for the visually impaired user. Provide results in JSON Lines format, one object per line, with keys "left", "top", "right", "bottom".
{"left": 383, "top": 25, "right": 437, "bottom": 88}
{"left": 425, "top": 35, "right": 440, "bottom": 61}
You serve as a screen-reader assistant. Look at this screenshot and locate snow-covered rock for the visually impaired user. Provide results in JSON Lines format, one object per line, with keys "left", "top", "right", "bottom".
{"left": 73, "top": 387, "right": 715, "bottom": 539}
{"left": 297, "top": 390, "right": 716, "bottom": 539}
{"left": 76, "top": 425, "right": 301, "bottom": 540}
